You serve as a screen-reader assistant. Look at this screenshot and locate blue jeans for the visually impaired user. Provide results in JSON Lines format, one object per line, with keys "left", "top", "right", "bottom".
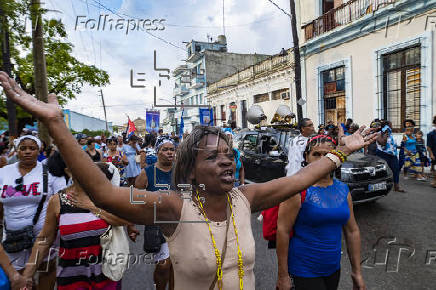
{"left": 376, "top": 149, "right": 400, "bottom": 184}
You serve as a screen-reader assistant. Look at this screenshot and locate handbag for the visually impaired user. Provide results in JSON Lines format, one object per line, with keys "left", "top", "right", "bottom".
{"left": 2, "top": 165, "right": 48, "bottom": 254}
{"left": 100, "top": 225, "right": 130, "bottom": 281}
{"left": 143, "top": 225, "right": 165, "bottom": 253}
{"left": 0, "top": 267, "right": 10, "bottom": 290}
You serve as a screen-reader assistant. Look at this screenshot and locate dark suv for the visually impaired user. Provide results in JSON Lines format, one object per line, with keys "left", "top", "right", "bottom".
{"left": 235, "top": 128, "right": 393, "bottom": 204}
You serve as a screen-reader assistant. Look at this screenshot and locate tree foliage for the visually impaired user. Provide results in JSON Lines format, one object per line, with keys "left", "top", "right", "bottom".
{"left": 0, "top": 0, "right": 110, "bottom": 122}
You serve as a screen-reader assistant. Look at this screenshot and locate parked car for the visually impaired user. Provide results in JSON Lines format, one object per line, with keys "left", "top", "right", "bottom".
{"left": 236, "top": 128, "right": 393, "bottom": 204}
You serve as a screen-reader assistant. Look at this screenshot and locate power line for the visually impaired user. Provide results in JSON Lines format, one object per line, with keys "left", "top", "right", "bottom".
{"left": 265, "top": 0, "right": 291, "bottom": 18}
{"left": 164, "top": 16, "right": 275, "bottom": 28}
{"left": 84, "top": 0, "right": 276, "bottom": 29}
{"left": 85, "top": 0, "right": 97, "bottom": 65}
{"left": 85, "top": 0, "right": 185, "bottom": 51}
{"left": 69, "top": 0, "right": 94, "bottom": 64}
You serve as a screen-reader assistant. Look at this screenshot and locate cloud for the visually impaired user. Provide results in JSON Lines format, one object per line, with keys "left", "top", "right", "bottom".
{"left": 46, "top": 0, "right": 292, "bottom": 125}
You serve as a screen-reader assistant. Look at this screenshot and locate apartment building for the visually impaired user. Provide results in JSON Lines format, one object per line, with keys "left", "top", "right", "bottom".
{"left": 297, "top": 0, "right": 436, "bottom": 133}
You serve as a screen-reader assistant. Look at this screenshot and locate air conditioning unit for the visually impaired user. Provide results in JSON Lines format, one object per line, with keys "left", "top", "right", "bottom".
{"left": 282, "top": 92, "right": 290, "bottom": 100}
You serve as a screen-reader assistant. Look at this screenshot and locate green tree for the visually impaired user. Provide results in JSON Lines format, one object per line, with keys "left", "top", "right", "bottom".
{"left": 0, "top": 0, "right": 109, "bottom": 128}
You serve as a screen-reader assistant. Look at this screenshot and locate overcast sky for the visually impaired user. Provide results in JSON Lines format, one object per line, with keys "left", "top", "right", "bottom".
{"left": 46, "top": 0, "right": 292, "bottom": 125}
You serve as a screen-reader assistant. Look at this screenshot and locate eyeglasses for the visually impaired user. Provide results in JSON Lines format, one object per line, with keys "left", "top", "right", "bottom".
{"left": 14, "top": 177, "right": 24, "bottom": 191}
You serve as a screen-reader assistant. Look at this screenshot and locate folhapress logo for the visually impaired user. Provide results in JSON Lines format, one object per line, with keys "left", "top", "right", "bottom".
{"left": 75, "top": 15, "right": 166, "bottom": 35}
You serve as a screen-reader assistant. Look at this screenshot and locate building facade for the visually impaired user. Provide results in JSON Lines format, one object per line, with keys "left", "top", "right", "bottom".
{"left": 172, "top": 35, "right": 270, "bottom": 132}
{"left": 63, "top": 109, "right": 113, "bottom": 133}
{"left": 207, "top": 49, "right": 296, "bottom": 128}
{"left": 117, "top": 117, "right": 147, "bottom": 136}
{"left": 297, "top": 0, "right": 436, "bottom": 134}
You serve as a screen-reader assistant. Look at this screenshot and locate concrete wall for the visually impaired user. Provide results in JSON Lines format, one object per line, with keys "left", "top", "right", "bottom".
{"left": 205, "top": 51, "right": 270, "bottom": 85}
{"left": 64, "top": 109, "right": 113, "bottom": 132}
{"left": 298, "top": 0, "right": 318, "bottom": 28}
{"left": 303, "top": 12, "right": 435, "bottom": 133}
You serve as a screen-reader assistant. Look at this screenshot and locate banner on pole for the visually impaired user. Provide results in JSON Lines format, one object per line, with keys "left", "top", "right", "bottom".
{"left": 146, "top": 110, "right": 160, "bottom": 133}
{"left": 199, "top": 108, "right": 214, "bottom": 126}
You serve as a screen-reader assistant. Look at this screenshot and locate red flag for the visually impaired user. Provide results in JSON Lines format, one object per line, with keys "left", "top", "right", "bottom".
{"left": 127, "top": 118, "right": 136, "bottom": 137}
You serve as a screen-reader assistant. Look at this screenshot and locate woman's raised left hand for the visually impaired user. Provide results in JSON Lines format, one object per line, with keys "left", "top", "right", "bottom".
{"left": 338, "top": 125, "right": 378, "bottom": 154}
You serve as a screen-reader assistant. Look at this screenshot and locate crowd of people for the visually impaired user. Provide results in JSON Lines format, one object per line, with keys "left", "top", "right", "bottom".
{"left": 0, "top": 70, "right": 434, "bottom": 290}
{"left": 313, "top": 117, "right": 436, "bottom": 189}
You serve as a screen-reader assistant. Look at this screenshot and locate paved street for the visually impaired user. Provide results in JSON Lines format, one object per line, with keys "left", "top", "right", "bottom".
{"left": 122, "top": 177, "right": 436, "bottom": 290}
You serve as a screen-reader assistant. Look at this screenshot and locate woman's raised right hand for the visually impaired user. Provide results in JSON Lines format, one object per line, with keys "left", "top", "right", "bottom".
{"left": 0, "top": 72, "right": 63, "bottom": 122}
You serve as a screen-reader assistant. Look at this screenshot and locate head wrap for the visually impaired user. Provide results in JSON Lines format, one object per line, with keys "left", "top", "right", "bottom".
{"left": 308, "top": 134, "right": 337, "bottom": 145}
{"left": 155, "top": 137, "right": 175, "bottom": 153}
{"left": 381, "top": 125, "right": 391, "bottom": 134}
{"left": 14, "top": 135, "right": 42, "bottom": 149}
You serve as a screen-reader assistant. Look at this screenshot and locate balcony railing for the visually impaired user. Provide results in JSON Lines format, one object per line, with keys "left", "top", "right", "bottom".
{"left": 191, "top": 74, "right": 205, "bottom": 89}
{"left": 173, "top": 86, "right": 189, "bottom": 96}
{"left": 208, "top": 51, "right": 293, "bottom": 94}
{"left": 303, "top": 0, "right": 396, "bottom": 41}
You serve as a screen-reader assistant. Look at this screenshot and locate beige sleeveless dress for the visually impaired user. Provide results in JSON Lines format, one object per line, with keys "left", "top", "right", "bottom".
{"left": 165, "top": 188, "right": 256, "bottom": 290}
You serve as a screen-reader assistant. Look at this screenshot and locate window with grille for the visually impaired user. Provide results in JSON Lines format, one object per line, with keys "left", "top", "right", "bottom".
{"left": 272, "top": 89, "right": 289, "bottom": 100}
{"left": 382, "top": 45, "right": 421, "bottom": 132}
{"left": 254, "top": 93, "right": 269, "bottom": 103}
{"left": 322, "top": 66, "right": 345, "bottom": 124}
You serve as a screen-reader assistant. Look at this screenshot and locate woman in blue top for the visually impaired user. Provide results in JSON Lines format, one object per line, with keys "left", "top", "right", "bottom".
{"left": 122, "top": 135, "right": 141, "bottom": 186}
{"left": 403, "top": 127, "right": 425, "bottom": 180}
{"left": 276, "top": 135, "right": 365, "bottom": 290}
{"left": 224, "top": 131, "right": 245, "bottom": 186}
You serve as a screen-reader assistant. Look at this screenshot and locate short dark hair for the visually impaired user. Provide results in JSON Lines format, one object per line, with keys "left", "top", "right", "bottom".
{"left": 129, "top": 135, "right": 139, "bottom": 142}
{"left": 87, "top": 138, "right": 95, "bottom": 146}
{"left": 173, "top": 126, "right": 231, "bottom": 187}
{"left": 403, "top": 119, "right": 416, "bottom": 128}
{"left": 298, "top": 118, "right": 312, "bottom": 130}
{"left": 47, "top": 151, "right": 67, "bottom": 179}
{"left": 107, "top": 138, "right": 117, "bottom": 145}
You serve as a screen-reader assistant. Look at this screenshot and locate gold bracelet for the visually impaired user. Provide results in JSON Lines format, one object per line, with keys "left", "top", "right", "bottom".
{"left": 94, "top": 208, "right": 102, "bottom": 218}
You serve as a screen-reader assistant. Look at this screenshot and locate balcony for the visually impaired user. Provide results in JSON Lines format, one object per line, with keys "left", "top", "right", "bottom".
{"left": 303, "top": 0, "right": 396, "bottom": 41}
{"left": 173, "top": 86, "right": 189, "bottom": 96}
{"left": 191, "top": 74, "right": 205, "bottom": 89}
{"left": 173, "top": 65, "right": 188, "bottom": 77}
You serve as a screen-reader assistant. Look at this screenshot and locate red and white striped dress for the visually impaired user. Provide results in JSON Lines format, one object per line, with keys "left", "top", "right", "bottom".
{"left": 57, "top": 190, "right": 119, "bottom": 290}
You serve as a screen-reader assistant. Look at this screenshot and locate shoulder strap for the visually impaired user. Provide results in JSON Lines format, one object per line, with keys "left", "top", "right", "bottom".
{"left": 32, "top": 165, "right": 48, "bottom": 225}
{"left": 209, "top": 204, "right": 231, "bottom": 290}
{"left": 301, "top": 189, "right": 307, "bottom": 203}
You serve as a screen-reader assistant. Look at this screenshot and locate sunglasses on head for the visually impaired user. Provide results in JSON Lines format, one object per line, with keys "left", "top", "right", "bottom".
{"left": 14, "top": 177, "right": 24, "bottom": 191}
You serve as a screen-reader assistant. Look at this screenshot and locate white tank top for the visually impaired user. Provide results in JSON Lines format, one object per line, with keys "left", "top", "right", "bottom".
{"left": 165, "top": 188, "right": 256, "bottom": 290}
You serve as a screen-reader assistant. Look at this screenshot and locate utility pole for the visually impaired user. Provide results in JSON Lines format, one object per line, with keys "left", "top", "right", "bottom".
{"left": 289, "top": 0, "right": 303, "bottom": 123}
{"left": 99, "top": 89, "right": 109, "bottom": 133}
{"left": 0, "top": 3, "right": 17, "bottom": 139}
{"left": 31, "top": 0, "right": 50, "bottom": 145}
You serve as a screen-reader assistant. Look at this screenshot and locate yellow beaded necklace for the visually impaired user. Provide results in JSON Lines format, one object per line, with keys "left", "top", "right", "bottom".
{"left": 195, "top": 190, "right": 245, "bottom": 290}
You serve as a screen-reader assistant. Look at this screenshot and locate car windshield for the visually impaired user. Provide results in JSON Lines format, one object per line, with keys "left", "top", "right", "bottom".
{"left": 242, "top": 133, "right": 258, "bottom": 151}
